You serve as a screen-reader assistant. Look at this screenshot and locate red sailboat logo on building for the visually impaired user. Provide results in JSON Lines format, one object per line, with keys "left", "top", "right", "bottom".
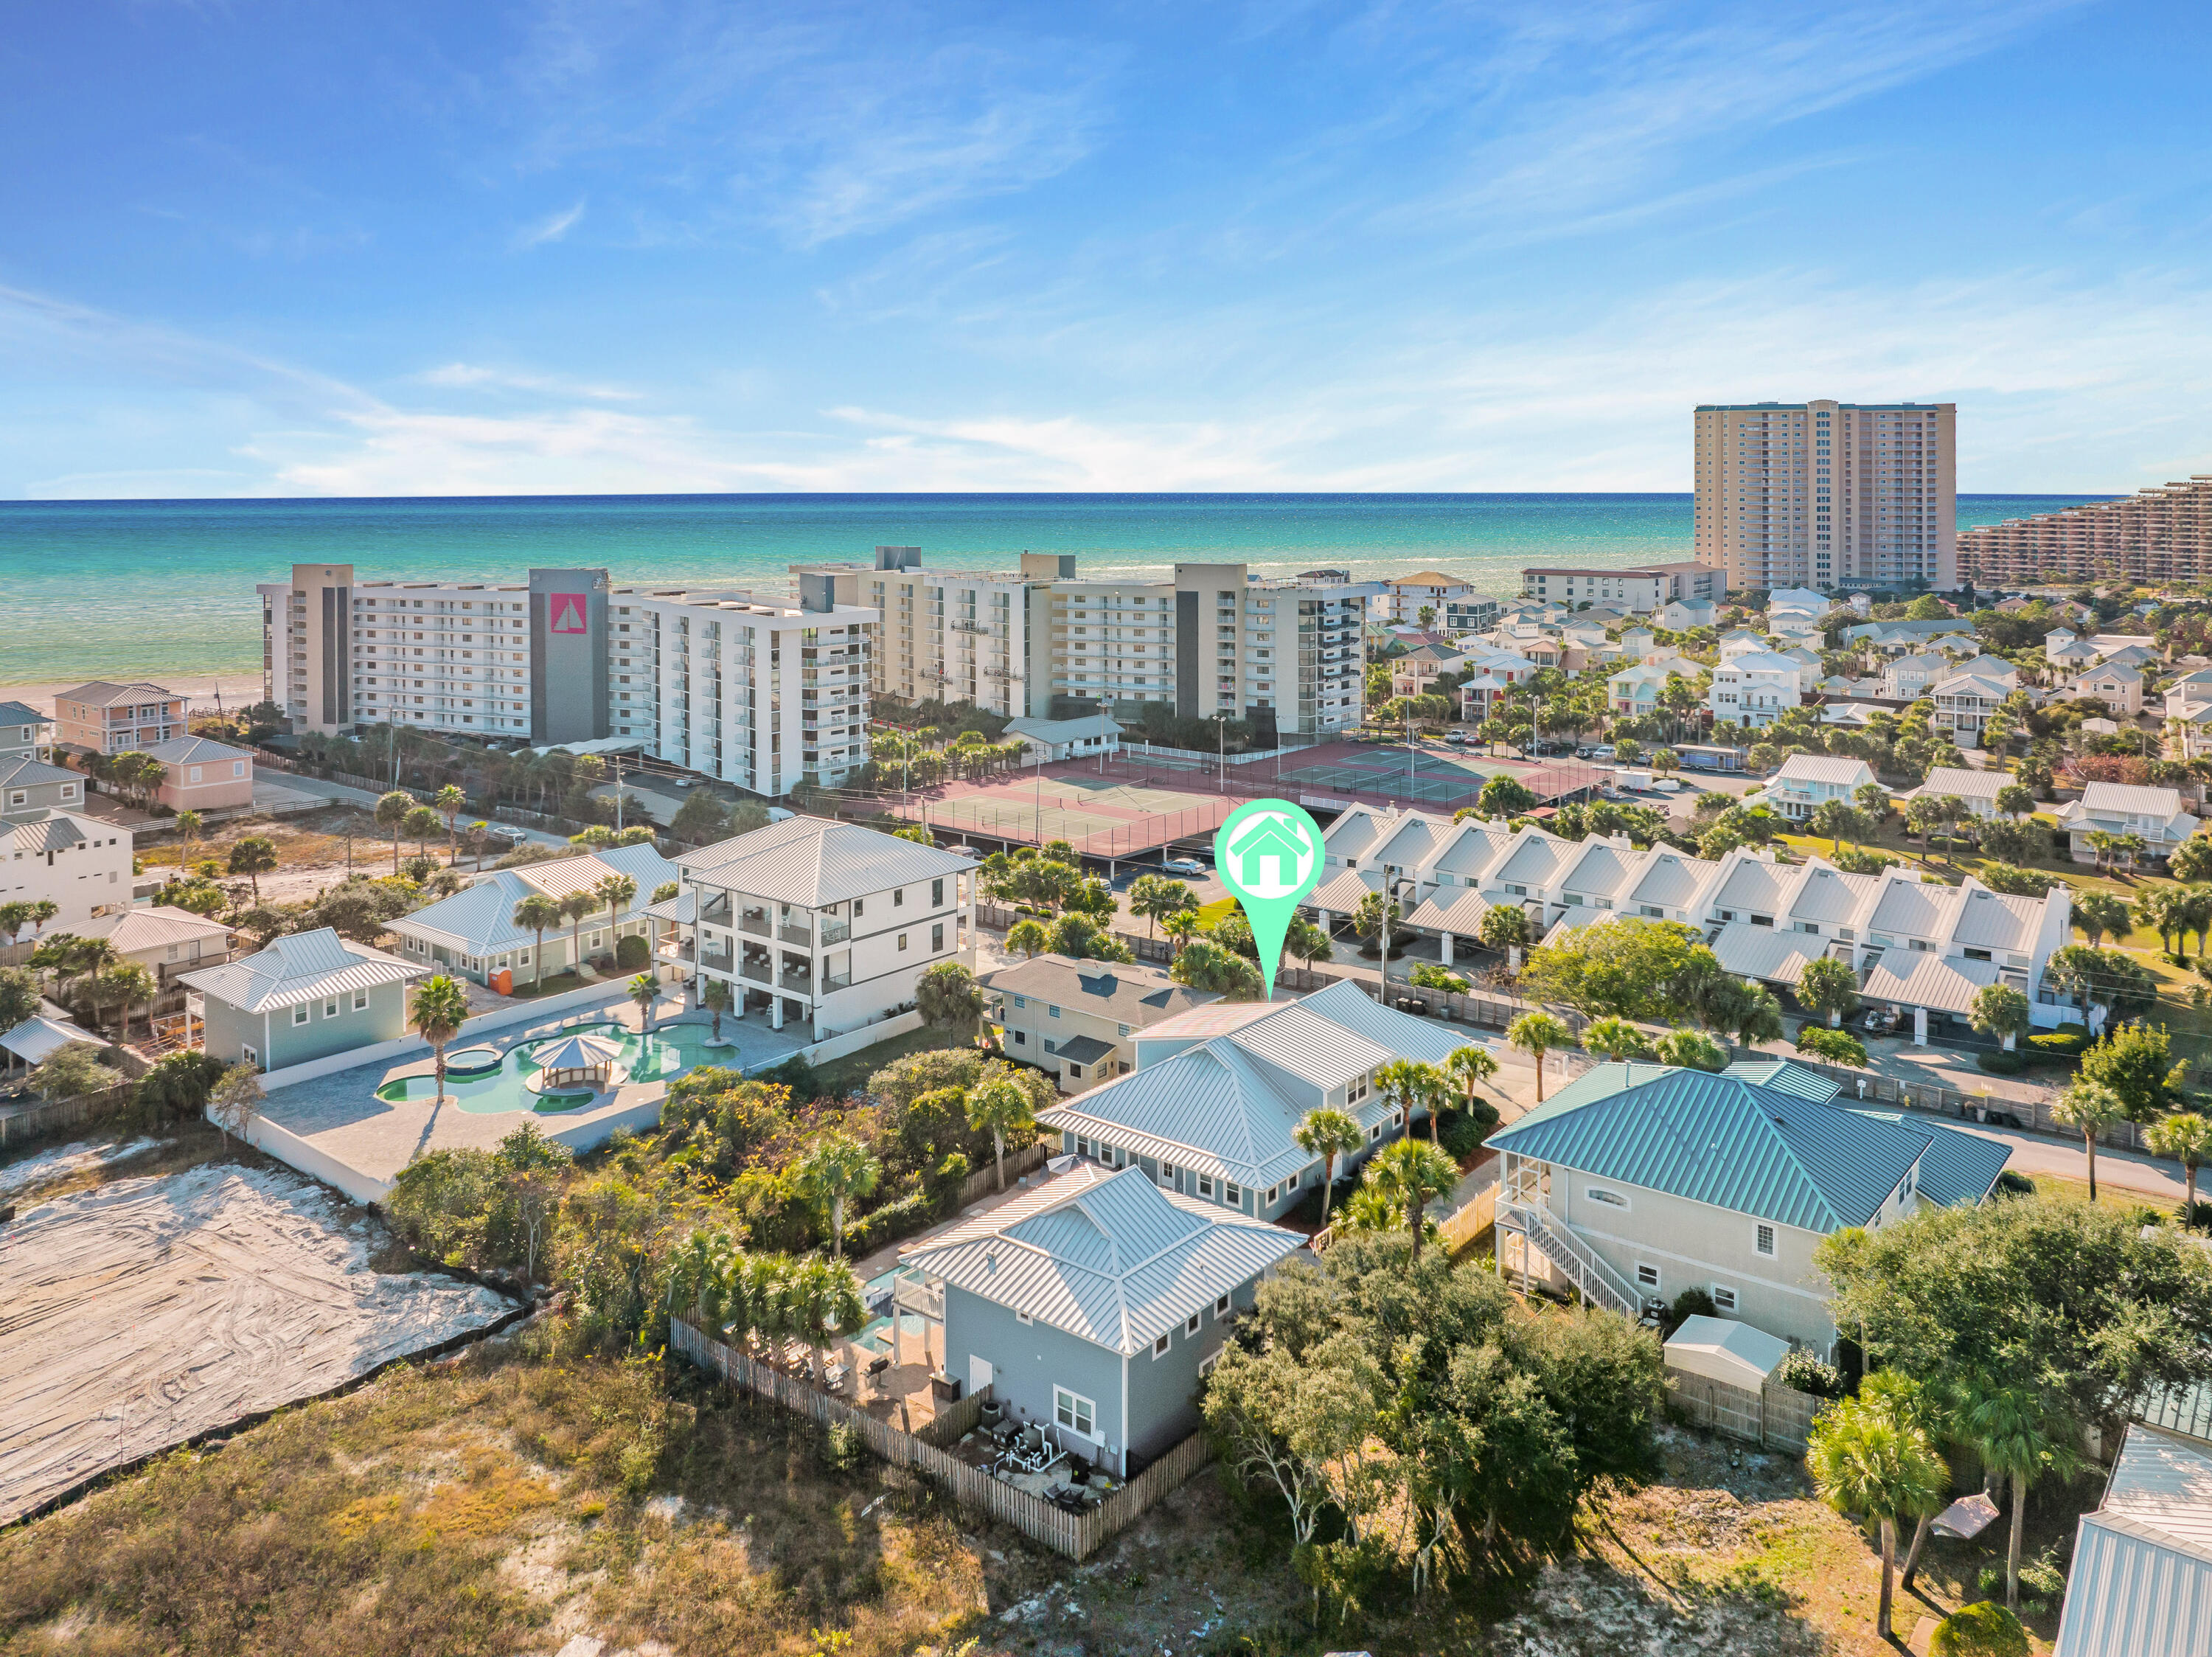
{"left": 549, "top": 594, "right": 588, "bottom": 634}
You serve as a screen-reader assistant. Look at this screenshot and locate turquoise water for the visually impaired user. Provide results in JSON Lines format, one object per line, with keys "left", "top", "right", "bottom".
{"left": 371, "top": 1021, "right": 723, "bottom": 1115}
{"left": 0, "top": 493, "right": 2108, "bottom": 685}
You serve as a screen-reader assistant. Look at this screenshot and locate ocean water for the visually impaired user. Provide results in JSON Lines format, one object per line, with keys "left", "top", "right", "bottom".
{"left": 0, "top": 492, "right": 2105, "bottom": 686}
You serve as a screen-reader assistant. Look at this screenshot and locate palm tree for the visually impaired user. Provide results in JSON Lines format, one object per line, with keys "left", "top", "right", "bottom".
{"left": 1162, "top": 908, "right": 1199, "bottom": 959}
{"left": 2053, "top": 1081, "right": 2127, "bottom": 1200}
{"left": 409, "top": 974, "right": 471, "bottom": 1105}
{"left": 2149, "top": 1108, "right": 2212, "bottom": 1221}
{"left": 376, "top": 789, "right": 414, "bottom": 873}
{"left": 1804, "top": 1398, "right": 1950, "bottom": 1640}
{"left": 227, "top": 836, "right": 278, "bottom": 901}
{"left": 595, "top": 872, "right": 639, "bottom": 961}
{"left": 434, "top": 784, "right": 466, "bottom": 863}
{"left": 1808, "top": 799, "right": 1852, "bottom": 856}
{"left": 560, "top": 889, "right": 597, "bottom": 974}
{"left": 27, "top": 900, "right": 56, "bottom": 938}
{"left": 1969, "top": 982, "right": 2031, "bottom": 1052}
{"left": 402, "top": 804, "right": 443, "bottom": 861}
{"left": 1006, "top": 917, "right": 1050, "bottom": 959}
{"left": 1444, "top": 1043, "right": 1500, "bottom": 1120}
{"left": 1127, "top": 874, "right": 1195, "bottom": 939}
{"left": 1292, "top": 1106, "right": 1365, "bottom": 1226}
{"left": 513, "top": 893, "right": 563, "bottom": 990}
{"left": 964, "top": 1074, "right": 1034, "bottom": 1190}
{"left": 700, "top": 976, "right": 734, "bottom": 1042}
{"left": 627, "top": 971, "right": 659, "bottom": 1033}
{"left": 1376, "top": 1057, "right": 1442, "bottom": 1142}
{"left": 2074, "top": 890, "right": 2132, "bottom": 948}
{"left": 1581, "top": 1015, "right": 1652, "bottom": 1062}
{"left": 1506, "top": 1011, "right": 1572, "bottom": 1101}
{"left": 173, "top": 809, "right": 203, "bottom": 880}
{"left": 0, "top": 901, "right": 29, "bottom": 946}
{"left": 1363, "top": 1138, "right": 1460, "bottom": 1265}
{"left": 794, "top": 1132, "right": 880, "bottom": 1260}
{"left": 1655, "top": 1028, "right": 1727, "bottom": 1070}
{"left": 1963, "top": 1381, "right": 2080, "bottom": 1612}
{"left": 99, "top": 962, "right": 156, "bottom": 1040}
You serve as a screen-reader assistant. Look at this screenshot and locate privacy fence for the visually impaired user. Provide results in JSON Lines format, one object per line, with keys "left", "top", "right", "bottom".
{"left": 669, "top": 1318, "right": 1212, "bottom": 1561}
{"left": 1664, "top": 1364, "right": 1827, "bottom": 1453}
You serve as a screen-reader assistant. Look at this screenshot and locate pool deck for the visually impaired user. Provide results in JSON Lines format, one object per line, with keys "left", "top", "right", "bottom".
{"left": 257, "top": 990, "right": 812, "bottom": 1195}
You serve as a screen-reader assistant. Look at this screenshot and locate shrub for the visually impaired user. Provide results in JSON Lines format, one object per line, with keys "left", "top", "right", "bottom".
{"left": 2181, "top": 1199, "right": 2212, "bottom": 1231}
{"left": 1830, "top": 847, "right": 1898, "bottom": 875}
{"left": 1439, "top": 1109, "right": 1494, "bottom": 1159}
{"left": 1977, "top": 1049, "right": 2025, "bottom": 1075}
{"left": 1995, "top": 1170, "right": 2036, "bottom": 1197}
{"left": 1669, "top": 1287, "right": 1718, "bottom": 1327}
{"left": 754, "top": 1053, "right": 823, "bottom": 1100}
{"left": 842, "top": 1187, "right": 939, "bottom": 1254}
{"left": 1773, "top": 1347, "right": 1844, "bottom": 1398}
{"left": 614, "top": 933, "right": 649, "bottom": 970}
{"left": 2028, "top": 1024, "right": 2091, "bottom": 1056}
{"left": 1930, "top": 1602, "right": 2028, "bottom": 1657}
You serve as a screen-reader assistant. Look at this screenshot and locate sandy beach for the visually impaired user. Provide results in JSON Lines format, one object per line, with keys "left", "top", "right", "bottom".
{"left": 0, "top": 673, "right": 260, "bottom": 716}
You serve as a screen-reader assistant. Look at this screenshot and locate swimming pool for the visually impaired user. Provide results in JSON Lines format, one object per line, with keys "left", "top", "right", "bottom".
{"left": 371, "top": 1022, "right": 730, "bottom": 1115}
{"left": 854, "top": 1265, "right": 933, "bottom": 1355}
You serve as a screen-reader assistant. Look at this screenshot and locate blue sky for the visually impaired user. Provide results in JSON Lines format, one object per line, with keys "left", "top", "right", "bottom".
{"left": 2, "top": 0, "right": 2209, "bottom": 497}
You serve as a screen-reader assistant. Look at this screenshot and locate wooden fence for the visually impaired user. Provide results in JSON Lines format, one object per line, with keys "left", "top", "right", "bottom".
{"left": 1438, "top": 1183, "right": 1497, "bottom": 1254}
{"left": 1781, "top": 1053, "right": 2159, "bottom": 1155}
{"left": 951, "top": 1142, "right": 1048, "bottom": 1209}
{"left": 669, "top": 1319, "right": 1212, "bottom": 1560}
{"left": 0, "top": 1078, "right": 142, "bottom": 1150}
{"left": 1664, "top": 1364, "right": 1826, "bottom": 1453}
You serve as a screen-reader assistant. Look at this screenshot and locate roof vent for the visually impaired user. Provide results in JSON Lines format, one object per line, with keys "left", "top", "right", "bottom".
{"left": 984, "top": 1249, "right": 997, "bottom": 1272}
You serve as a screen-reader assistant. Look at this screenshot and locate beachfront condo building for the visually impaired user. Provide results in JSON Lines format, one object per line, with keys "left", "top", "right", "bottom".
{"left": 793, "top": 549, "right": 1375, "bottom": 744}
{"left": 1693, "top": 400, "right": 1957, "bottom": 594}
{"left": 1958, "top": 475, "right": 2212, "bottom": 586}
{"left": 260, "top": 563, "right": 874, "bottom": 797}
{"left": 1518, "top": 562, "right": 1723, "bottom": 613}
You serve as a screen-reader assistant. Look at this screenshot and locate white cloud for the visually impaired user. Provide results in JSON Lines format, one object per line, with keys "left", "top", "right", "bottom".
{"left": 417, "top": 362, "right": 641, "bottom": 400}
{"left": 513, "top": 198, "right": 587, "bottom": 249}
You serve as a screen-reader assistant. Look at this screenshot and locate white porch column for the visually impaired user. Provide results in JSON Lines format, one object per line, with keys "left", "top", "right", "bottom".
{"left": 1440, "top": 931, "right": 1453, "bottom": 965}
{"left": 1913, "top": 1005, "right": 1927, "bottom": 1046}
{"left": 2002, "top": 1029, "right": 2017, "bottom": 1051}
{"left": 1315, "top": 907, "right": 1331, "bottom": 932}
{"left": 771, "top": 997, "right": 785, "bottom": 1031}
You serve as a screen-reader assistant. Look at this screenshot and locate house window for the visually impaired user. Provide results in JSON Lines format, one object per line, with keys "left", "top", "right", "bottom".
{"left": 240, "top": 1043, "right": 257, "bottom": 1067}
{"left": 1214, "top": 1294, "right": 1231, "bottom": 1318}
{"left": 1048, "top": 1004, "right": 1060, "bottom": 1018}
{"left": 894, "top": 889, "right": 905, "bottom": 906}
{"left": 1713, "top": 1285, "right": 1738, "bottom": 1313}
{"left": 1585, "top": 1187, "right": 1629, "bottom": 1209}
{"left": 1224, "top": 1182, "right": 1242, "bottom": 1206}
{"left": 1755, "top": 1223, "right": 1777, "bottom": 1257}
{"left": 1263, "top": 1186, "right": 1277, "bottom": 1206}
{"left": 1013, "top": 995, "right": 1026, "bottom": 1007}
{"left": 931, "top": 923, "right": 945, "bottom": 952}
{"left": 1198, "top": 1350, "right": 1220, "bottom": 1379}
{"left": 932, "top": 878, "right": 944, "bottom": 906}
{"left": 353, "top": 990, "right": 367, "bottom": 1011}
{"left": 1067, "top": 1063, "right": 1083, "bottom": 1078}
{"left": 292, "top": 1006, "right": 309, "bottom": 1026}
{"left": 1153, "top": 1332, "right": 1171, "bottom": 1357}
{"left": 1635, "top": 1262, "right": 1661, "bottom": 1290}
{"left": 1012, "top": 1030, "right": 1026, "bottom": 1045}
{"left": 1197, "top": 1175, "right": 1215, "bottom": 1198}
{"left": 1054, "top": 1387, "right": 1096, "bottom": 1439}
{"left": 324, "top": 998, "right": 339, "bottom": 1018}
{"left": 897, "top": 933, "right": 908, "bottom": 951}
{"left": 1185, "top": 1312, "right": 1201, "bottom": 1337}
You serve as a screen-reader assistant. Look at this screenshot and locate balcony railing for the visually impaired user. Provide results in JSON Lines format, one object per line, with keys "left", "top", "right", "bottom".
{"left": 740, "top": 909, "right": 771, "bottom": 937}
{"left": 700, "top": 946, "right": 734, "bottom": 974}
{"left": 740, "top": 957, "right": 773, "bottom": 984}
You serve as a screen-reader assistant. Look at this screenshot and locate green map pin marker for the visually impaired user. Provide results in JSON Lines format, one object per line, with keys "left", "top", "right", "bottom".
{"left": 1214, "top": 799, "right": 1326, "bottom": 1001}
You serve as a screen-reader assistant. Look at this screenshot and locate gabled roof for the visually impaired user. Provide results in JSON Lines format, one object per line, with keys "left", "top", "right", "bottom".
{"left": 0, "top": 1015, "right": 99, "bottom": 1065}
{"left": 0, "top": 753, "right": 78, "bottom": 789}
{"left": 52, "top": 681, "right": 180, "bottom": 707}
{"left": 1949, "top": 884, "right": 2042, "bottom": 951}
{"left": 1708, "top": 923, "right": 1829, "bottom": 986}
{"left": 902, "top": 1162, "right": 1304, "bottom": 1356}
{"left": 1916, "top": 766, "right": 2008, "bottom": 802}
{"left": 1723, "top": 1057, "right": 1844, "bottom": 1102}
{"left": 1038, "top": 1038, "right": 1316, "bottom": 1190}
{"left": 2053, "top": 1423, "right": 2212, "bottom": 1657}
{"left": 0, "top": 701, "right": 48, "bottom": 727}
{"left": 1, "top": 810, "right": 119, "bottom": 857}
{"left": 978, "top": 953, "right": 1215, "bottom": 1025}
{"left": 2075, "top": 664, "right": 2145, "bottom": 686}
{"left": 1773, "top": 754, "right": 1874, "bottom": 788}
{"left": 389, "top": 841, "right": 681, "bottom": 956}
{"left": 676, "top": 816, "right": 974, "bottom": 906}
{"left": 1863, "top": 950, "right": 2004, "bottom": 1014}
{"left": 1625, "top": 849, "right": 1709, "bottom": 911}
{"left": 1487, "top": 1067, "right": 1933, "bottom": 1232}
{"left": 1929, "top": 673, "right": 2014, "bottom": 701}
{"left": 80, "top": 904, "right": 233, "bottom": 954}
{"left": 2077, "top": 782, "right": 2186, "bottom": 817}
{"left": 1846, "top": 1110, "right": 2011, "bottom": 1206}
{"left": 178, "top": 927, "right": 425, "bottom": 1012}
{"left": 1493, "top": 830, "right": 1568, "bottom": 888}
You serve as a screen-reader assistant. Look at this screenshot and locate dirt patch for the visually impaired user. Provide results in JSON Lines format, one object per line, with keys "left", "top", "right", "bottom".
{"left": 0, "top": 1161, "right": 514, "bottom": 1523}
{"left": 0, "top": 1135, "right": 164, "bottom": 1201}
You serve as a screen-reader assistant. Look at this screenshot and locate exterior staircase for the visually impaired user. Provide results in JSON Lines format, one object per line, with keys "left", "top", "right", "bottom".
{"left": 1497, "top": 1198, "right": 1640, "bottom": 1316}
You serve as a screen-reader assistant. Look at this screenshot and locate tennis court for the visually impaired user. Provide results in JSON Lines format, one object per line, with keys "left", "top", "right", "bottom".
{"left": 1271, "top": 743, "right": 1600, "bottom": 812}
{"left": 886, "top": 771, "right": 1233, "bottom": 860}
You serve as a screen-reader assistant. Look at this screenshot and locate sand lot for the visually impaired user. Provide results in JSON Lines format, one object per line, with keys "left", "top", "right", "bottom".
{"left": 0, "top": 1162, "right": 515, "bottom": 1523}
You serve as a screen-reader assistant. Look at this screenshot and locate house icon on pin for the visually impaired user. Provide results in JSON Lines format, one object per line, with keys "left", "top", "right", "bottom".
{"left": 1227, "top": 816, "right": 1309, "bottom": 894}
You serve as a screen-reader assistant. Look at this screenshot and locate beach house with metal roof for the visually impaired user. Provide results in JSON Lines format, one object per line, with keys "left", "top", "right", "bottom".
{"left": 1, "top": 808, "right": 134, "bottom": 932}
{"left": 672, "top": 815, "right": 975, "bottom": 1037}
{"left": 1488, "top": 1060, "right": 2011, "bottom": 1354}
{"left": 901, "top": 1160, "right": 1304, "bottom": 1473}
{"left": 0, "top": 701, "right": 52, "bottom": 766}
{"left": 180, "top": 926, "right": 428, "bottom": 1071}
{"left": 2053, "top": 1422, "right": 2212, "bottom": 1656}
{"left": 0, "top": 752, "right": 85, "bottom": 819}
{"left": 142, "top": 733, "right": 257, "bottom": 813}
{"left": 2056, "top": 782, "right": 2201, "bottom": 866}
{"left": 1761, "top": 754, "right": 1877, "bottom": 821}
{"left": 388, "top": 840, "right": 678, "bottom": 991}
{"left": 978, "top": 953, "right": 1214, "bottom": 1090}
{"left": 1899, "top": 765, "right": 2012, "bottom": 820}
{"left": 1037, "top": 979, "right": 1478, "bottom": 1221}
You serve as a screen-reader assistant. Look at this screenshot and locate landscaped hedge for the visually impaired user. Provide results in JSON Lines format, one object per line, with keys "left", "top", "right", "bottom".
{"left": 2028, "top": 1024, "right": 2091, "bottom": 1057}
{"left": 1977, "top": 1049, "right": 2026, "bottom": 1075}
{"left": 616, "top": 932, "right": 650, "bottom": 970}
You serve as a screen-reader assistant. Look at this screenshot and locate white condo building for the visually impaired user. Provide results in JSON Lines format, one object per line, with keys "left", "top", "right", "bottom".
{"left": 1694, "top": 400, "right": 1957, "bottom": 593}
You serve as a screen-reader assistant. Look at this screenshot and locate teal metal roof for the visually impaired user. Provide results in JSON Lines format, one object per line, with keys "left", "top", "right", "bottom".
{"left": 1847, "top": 1110, "right": 2013, "bottom": 1208}
{"left": 1488, "top": 1068, "right": 1933, "bottom": 1232}
{"left": 1724, "top": 1057, "right": 1845, "bottom": 1102}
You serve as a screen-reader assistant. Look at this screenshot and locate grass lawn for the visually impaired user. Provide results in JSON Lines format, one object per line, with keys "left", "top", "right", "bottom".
{"left": 807, "top": 1021, "right": 965, "bottom": 1098}
{"left": 1194, "top": 896, "right": 1239, "bottom": 928}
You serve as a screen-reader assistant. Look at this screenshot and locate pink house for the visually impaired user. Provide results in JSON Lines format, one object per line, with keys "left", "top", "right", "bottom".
{"left": 145, "top": 734, "right": 255, "bottom": 813}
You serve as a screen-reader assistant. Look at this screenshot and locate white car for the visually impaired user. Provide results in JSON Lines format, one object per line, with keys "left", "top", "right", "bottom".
{"left": 1162, "top": 856, "right": 1208, "bottom": 878}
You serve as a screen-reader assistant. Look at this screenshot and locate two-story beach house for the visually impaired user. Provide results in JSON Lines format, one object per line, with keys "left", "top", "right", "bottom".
{"left": 1761, "top": 754, "right": 1877, "bottom": 821}
{"left": 901, "top": 1160, "right": 1304, "bottom": 1475}
{"left": 1879, "top": 652, "right": 1952, "bottom": 701}
{"left": 2069, "top": 663, "right": 2145, "bottom": 717}
{"left": 2056, "top": 782, "right": 2202, "bottom": 866}
{"left": 1927, "top": 670, "right": 2018, "bottom": 748}
{"left": 0, "top": 754, "right": 86, "bottom": 819}
{"left": 670, "top": 816, "right": 976, "bottom": 1038}
{"left": 181, "top": 927, "right": 427, "bottom": 1072}
{"left": 1034, "top": 979, "right": 1477, "bottom": 1223}
{"left": 1488, "top": 1059, "right": 2011, "bottom": 1355}
{"left": 51, "top": 681, "right": 187, "bottom": 756}
{"left": 0, "top": 701, "right": 53, "bottom": 765}
{"left": 1900, "top": 766, "right": 2011, "bottom": 821}
{"left": 978, "top": 953, "right": 1215, "bottom": 1089}
{"left": 1606, "top": 661, "right": 1686, "bottom": 722}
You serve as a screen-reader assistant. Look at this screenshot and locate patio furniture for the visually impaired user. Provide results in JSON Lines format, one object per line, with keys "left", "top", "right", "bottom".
{"left": 864, "top": 1354, "right": 892, "bottom": 1392}
{"left": 824, "top": 1362, "right": 850, "bottom": 1394}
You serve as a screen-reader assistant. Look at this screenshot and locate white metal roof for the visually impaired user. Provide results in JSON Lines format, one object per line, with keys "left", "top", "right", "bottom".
{"left": 1006, "top": 714, "right": 1123, "bottom": 743}
{"left": 2054, "top": 1424, "right": 2212, "bottom": 1657}
{"left": 177, "top": 927, "right": 427, "bottom": 1012}
{"left": 1773, "top": 754, "right": 1876, "bottom": 787}
{"left": 1863, "top": 951, "right": 2004, "bottom": 1015}
{"left": 677, "top": 815, "right": 975, "bottom": 906}
{"left": 903, "top": 1161, "right": 1304, "bottom": 1356}
{"left": 2077, "top": 782, "right": 2188, "bottom": 817}
{"left": 1708, "top": 923, "right": 1828, "bottom": 986}
{"left": 388, "top": 841, "right": 678, "bottom": 956}
{"left": 1664, "top": 1314, "right": 1790, "bottom": 1391}
{"left": 80, "top": 904, "right": 233, "bottom": 955}
{"left": 1916, "top": 766, "right": 2008, "bottom": 802}
{"left": 0, "top": 1015, "right": 99, "bottom": 1065}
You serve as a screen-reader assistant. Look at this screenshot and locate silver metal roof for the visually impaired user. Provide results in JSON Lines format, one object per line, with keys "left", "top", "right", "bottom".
{"left": 2053, "top": 1424, "right": 2212, "bottom": 1657}
{"left": 678, "top": 815, "right": 974, "bottom": 906}
{"left": 902, "top": 1162, "right": 1303, "bottom": 1355}
{"left": 178, "top": 926, "right": 427, "bottom": 1012}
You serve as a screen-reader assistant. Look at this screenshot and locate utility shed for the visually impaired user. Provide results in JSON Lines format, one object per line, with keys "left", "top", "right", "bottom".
{"left": 1663, "top": 1315, "right": 1790, "bottom": 1392}
{"left": 2055, "top": 1422, "right": 2212, "bottom": 1656}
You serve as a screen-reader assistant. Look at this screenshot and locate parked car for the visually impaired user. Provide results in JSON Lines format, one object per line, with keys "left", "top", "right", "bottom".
{"left": 1584, "top": 744, "right": 1616, "bottom": 761}
{"left": 1861, "top": 1006, "right": 1900, "bottom": 1035}
{"left": 1163, "top": 856, "right": 1208, "bottom": 877}
{"left": 1446, "top": 729, "right": 1474, "bottom": 744}
{"left": 481, "top": 824, "right": 528, "bottom": 847}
